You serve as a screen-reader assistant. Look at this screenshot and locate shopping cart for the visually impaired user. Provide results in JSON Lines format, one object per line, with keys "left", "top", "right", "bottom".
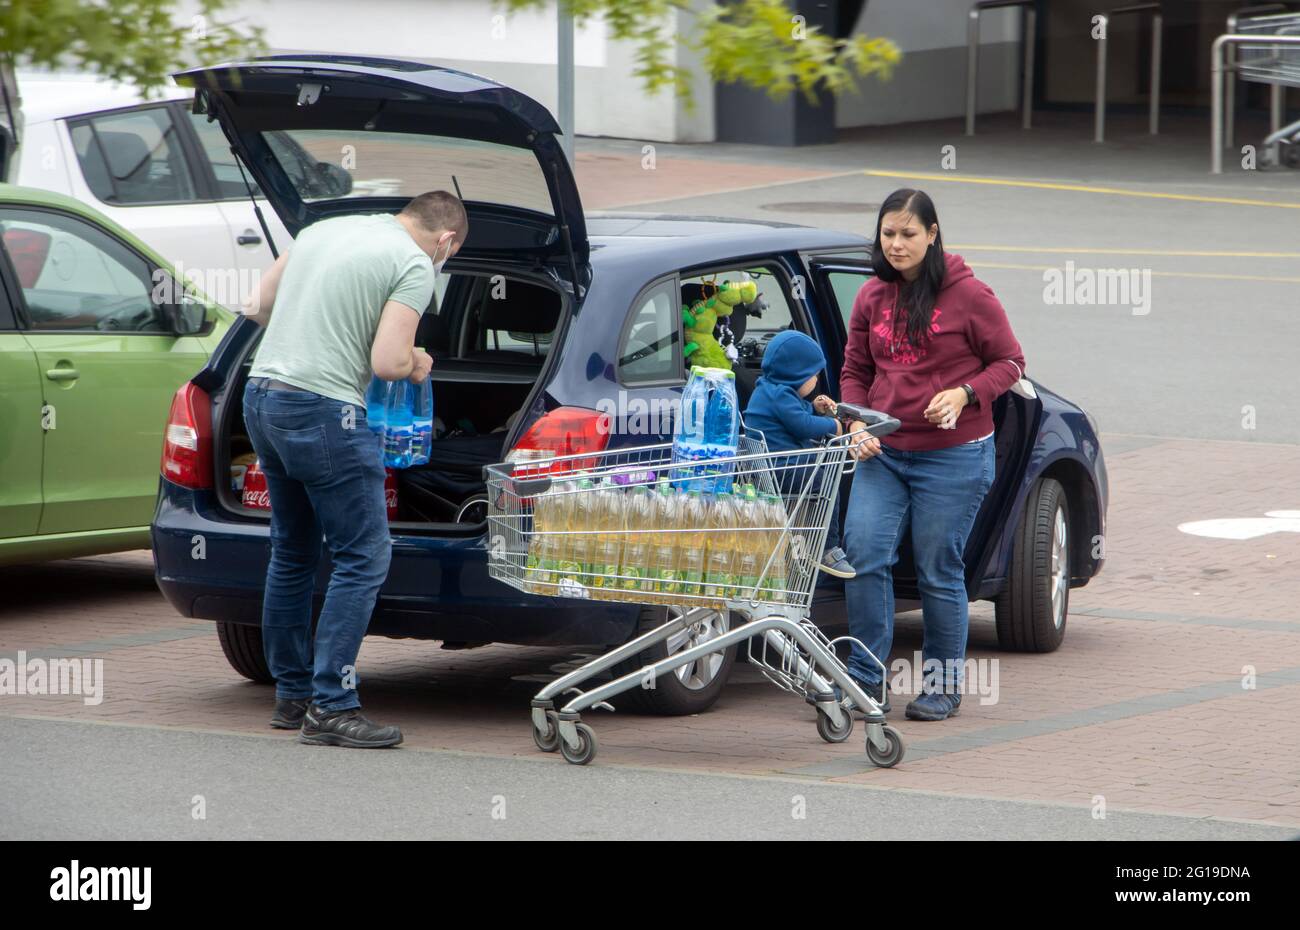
{"left": 483, "top": 402, "right": 907, "bottom": 767}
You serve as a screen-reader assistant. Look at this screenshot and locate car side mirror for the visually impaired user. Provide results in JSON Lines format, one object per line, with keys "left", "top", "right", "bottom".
{"left": 165, "top": 299, "right": 211, "bottom": 336}
{"left": 310, "top": 161, "right": 353, "bottom": 199}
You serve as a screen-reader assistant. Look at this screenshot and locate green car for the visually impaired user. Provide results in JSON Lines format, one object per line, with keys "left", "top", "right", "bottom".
{"left": 0, "top": 184, "right": 232, "bottom": 566}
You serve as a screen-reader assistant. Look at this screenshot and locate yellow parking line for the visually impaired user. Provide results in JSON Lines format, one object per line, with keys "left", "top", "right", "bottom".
{"left": 863, "top": 169, "right": 1300, "bottom": 210}
{"left": 967, "top": 261, "right": 1300, "bottom": 284}
{"left": 949, "top": 245, "right": 1300, "bottom": 259}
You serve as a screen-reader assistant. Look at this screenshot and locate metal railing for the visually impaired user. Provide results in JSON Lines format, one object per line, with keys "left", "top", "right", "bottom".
{"left": 965, "top": 0, "right": 1038, "bottom": 136}
{"left": 1094, "top": 3, "right": 1163, "bottom": 142}
{"left": 1212, "top": 32, "right": 1300, "bottom": 171}
{"left": 1225, "top": 5, "right": 1292, "bottom": 147}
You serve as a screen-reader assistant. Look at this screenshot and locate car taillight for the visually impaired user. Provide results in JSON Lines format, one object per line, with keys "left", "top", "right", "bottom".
{"left": 506, "top": 406, "right": 611, "bottom": 475}
{"left": 161, "top": 381, "right": 214, "bottom": 489}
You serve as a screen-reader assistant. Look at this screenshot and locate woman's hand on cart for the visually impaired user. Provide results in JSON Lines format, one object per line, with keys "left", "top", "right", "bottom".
{"left": 846, "top": 421, "right": 882, "bottom": 460}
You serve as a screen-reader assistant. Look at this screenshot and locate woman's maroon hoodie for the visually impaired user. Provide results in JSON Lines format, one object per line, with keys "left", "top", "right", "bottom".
{"left": 841, "top": 252, "right": 1026, "bottom": 451}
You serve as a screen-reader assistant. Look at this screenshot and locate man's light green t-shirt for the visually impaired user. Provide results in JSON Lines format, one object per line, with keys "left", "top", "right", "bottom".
{"left": 250, "top": 213, "right": 435, "bottom": 407}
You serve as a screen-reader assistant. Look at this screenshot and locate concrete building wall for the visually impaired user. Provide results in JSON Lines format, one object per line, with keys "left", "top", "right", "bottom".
{"left": 837, "top": 0, "right": 1024, "bottom": 127}
{"left": 179, "top": 0, "right": 1024, "bottom": 140}
{"left": 178, "top": 0, "right": 715, "bottom": 143}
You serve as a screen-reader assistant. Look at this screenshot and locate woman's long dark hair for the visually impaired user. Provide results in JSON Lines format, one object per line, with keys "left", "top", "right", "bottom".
{"left": 870, "top": 189, "right": 946, "bottom": 350}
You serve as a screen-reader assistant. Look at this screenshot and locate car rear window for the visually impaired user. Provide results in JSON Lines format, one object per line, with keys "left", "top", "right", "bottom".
{"left": 261, "top": 129, "right": 555, "bottom": 215}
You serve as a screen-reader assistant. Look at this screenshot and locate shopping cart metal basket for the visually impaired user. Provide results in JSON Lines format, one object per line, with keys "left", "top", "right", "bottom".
{"left": 483, "top": 403, "right": 905, "bottom": 767}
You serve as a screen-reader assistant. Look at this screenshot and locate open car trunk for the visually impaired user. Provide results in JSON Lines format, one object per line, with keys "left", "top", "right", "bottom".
{"left": 216, "top": 266, "right": 564, "bottom": 533}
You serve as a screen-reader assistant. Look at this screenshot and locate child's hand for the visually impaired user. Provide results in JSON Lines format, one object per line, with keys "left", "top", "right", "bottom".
{"left": 813, "top": 395, "right": 836, "bottom": 415}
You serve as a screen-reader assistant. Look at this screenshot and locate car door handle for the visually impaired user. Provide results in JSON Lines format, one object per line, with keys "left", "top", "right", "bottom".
{"left": 45, "top": 367, "right": 80, "bottom": 382}
{"left": 237, "top": 233, "right": 262, "bottom": 246}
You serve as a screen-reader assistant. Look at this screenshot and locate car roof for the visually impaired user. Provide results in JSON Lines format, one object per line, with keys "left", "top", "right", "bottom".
{"left": 15, "top": 72, "right": 188, "bottom": 123}
{"left": 587, "top": 212, "right": 869, "bottom": 273}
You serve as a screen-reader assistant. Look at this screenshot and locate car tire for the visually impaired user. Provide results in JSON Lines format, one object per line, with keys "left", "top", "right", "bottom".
{"left": 609, "top": 605, "right": 738, "bottom": 715}
{"left": 216, "top": 621, "right": 273, "bottom": 683}
{"left": 995, "top": 477, "right": 1070, "bottom": 653}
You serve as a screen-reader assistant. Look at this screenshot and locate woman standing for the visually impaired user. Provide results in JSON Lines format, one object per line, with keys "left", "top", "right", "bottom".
{"left": 840, "top": 189, "right": 1025, "bottom": 721}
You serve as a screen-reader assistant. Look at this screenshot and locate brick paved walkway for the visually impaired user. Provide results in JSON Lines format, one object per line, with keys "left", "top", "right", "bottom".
{"left": 2, "top": 434, "right": 1297, "bottom": 830}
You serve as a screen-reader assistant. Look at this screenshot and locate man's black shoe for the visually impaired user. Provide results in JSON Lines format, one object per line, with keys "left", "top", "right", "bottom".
{"left": 905, "top": 690, "right": 962, "bottom": 721}
{"left": 299, "top": 705, "right": 403, "bottom": 748}
{"left": 270, "top": 698, "right": 309, "bottom": 729}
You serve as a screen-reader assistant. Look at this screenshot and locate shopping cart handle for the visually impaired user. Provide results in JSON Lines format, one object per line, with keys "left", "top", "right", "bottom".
{"left": 836, "top": 403, "right": 901, "bottom": 438}
{"left": 481, "top": 462, "right": 555, "bottom": 497}
{"left": 508, "top": 476, "right": 552, "bottom": 497}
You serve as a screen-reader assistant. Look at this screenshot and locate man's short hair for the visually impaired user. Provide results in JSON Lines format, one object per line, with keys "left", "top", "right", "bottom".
{"left": 400, "top": 191, "right": 468, "bottom": 242}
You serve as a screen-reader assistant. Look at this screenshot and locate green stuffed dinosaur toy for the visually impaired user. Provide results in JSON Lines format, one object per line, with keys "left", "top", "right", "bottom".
{"left": 682, "top": 279, "right": 757, "bottom": 371}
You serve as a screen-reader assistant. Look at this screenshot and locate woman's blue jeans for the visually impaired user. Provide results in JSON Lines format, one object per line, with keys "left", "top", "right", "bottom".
{"left": 243, "top": 379, "right": 392, "bottom": 712}
{"left": 842, "top": 436, "right": 995, "bottom": 693}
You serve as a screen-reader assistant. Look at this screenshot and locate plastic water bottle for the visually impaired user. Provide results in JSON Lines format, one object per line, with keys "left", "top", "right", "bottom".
{"left": 672, "top": 366, "right": 712, "bottom": 490}
{"left": 702, "top": 370, "right": 739, "bottom": 494}
{"left": 382, "top": 380, "right": 415, "bottom": 468}
{"left": 365, "top": 376, "right": 391, "bottom": 435}
{"left": 411, "top": 377, "right": 434, "bottom": 466}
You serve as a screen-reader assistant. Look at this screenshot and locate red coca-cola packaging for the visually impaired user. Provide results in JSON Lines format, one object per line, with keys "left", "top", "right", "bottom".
{"left": 242, "top": 461, "right": 271, "bottom": 510}
{"left": 242, "top": 460, "right": 396, "bottom": 519}
{"left": 384, "top": 468, "right": 399, "bottom": 521}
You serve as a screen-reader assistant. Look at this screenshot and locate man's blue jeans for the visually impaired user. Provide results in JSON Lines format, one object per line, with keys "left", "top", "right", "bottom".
{"left": 243, "top": 379, "right": 392, "bottom": 712}
{"left": 842, "top": 436, "right": 995, "bottom": 692}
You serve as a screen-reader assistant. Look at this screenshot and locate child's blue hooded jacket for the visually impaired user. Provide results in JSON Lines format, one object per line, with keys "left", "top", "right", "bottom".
{"left": 742, "top": 330, "right": 838, "bottom": 453}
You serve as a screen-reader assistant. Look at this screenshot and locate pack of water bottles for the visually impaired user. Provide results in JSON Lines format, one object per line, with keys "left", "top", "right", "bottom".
{"left": 671, "top": 366, "right": 740, "bottom": 494}
{"left": 365, "top": 374, "right": 434, "bottom": 469}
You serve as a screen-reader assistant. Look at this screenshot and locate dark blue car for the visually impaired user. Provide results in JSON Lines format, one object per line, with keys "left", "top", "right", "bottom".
{"left": 152, "top": 56, "right": 1107, "bottom": 716}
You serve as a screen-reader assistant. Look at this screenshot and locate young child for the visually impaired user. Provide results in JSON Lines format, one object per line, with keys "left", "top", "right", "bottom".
{"left": 742, "top": 330, "right": 855, "bottom": 579}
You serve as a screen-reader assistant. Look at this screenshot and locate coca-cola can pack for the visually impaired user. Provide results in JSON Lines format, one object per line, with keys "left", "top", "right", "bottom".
{"left": 241, "top": 461, "right": 271, "bottom": 510}
{"left": 242, "top": 461, "right": 398, "bottom": 521}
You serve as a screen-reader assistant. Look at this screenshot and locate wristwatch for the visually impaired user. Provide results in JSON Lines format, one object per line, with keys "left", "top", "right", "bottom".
{"left": 960, "top": 383, "right": 977, "bottom": 406}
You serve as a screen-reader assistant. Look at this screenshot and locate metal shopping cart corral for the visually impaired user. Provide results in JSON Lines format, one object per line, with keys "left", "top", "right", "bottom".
{"left": 1212, "top": 10, "right": 1300, "bottom": 171}
{"left": 484, "top": 404, "right": 905, "bottom": 767}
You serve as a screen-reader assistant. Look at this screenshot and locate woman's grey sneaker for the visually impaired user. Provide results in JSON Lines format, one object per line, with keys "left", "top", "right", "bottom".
{"left": 819, "top": 547, "right": 856, "bottom": 579}
{"left": 299, "top": 705, "right": 403, "bottom": 748}
{"left": 270, "top": 697, "right": 309, "bottom": 729}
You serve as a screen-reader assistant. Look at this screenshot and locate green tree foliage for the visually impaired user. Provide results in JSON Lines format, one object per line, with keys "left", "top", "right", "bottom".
{"left": 0, "top": 0, "right": 264, "bottom": 95}
{"left": 498, "top": 0, "right": 900, "bottom": 108}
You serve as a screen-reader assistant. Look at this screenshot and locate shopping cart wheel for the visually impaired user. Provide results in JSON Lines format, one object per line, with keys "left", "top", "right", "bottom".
{"left": 865, "top": 725, "right": 905, "bottom": 768}
{"left": 560, "top": 723, "right": 598, "bottom": 766}
{"left": 532, "top": 711, "right": 561, "bottom": 753}
{"left": 815, "top": 706, "right": 854, "bottom": 743}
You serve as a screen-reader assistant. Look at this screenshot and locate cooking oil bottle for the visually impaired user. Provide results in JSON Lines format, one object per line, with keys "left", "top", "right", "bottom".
{"left": 588, "top": 481, "right": 625, "bottom": 601}
{"left": 703, "top": 490, "right": 739, "bottom": 607}
{"left": 650, "top": 482, "right": 684, "bottom": 596}
{"left": 556, "top": 478, "right": 595, "bottom": 592}
{"left": 760, "top": 493, "right": 789, "bottom": 603}
{"left": 678, "top": 489, "right": 708, "bottom": 599}
{"left": 619, "top": 485, "right": 654, "bottom": 600}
